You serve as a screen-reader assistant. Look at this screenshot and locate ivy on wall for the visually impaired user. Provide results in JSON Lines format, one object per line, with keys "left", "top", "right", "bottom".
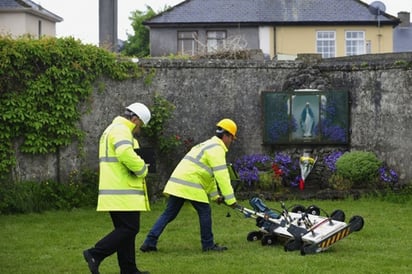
{"left": 0, "top": 36, "right": 145, "bottom": 178}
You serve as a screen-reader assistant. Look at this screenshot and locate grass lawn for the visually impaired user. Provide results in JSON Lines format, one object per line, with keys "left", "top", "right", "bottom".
{"left": 0, "top": 196, "right": 411, "bottom": 274}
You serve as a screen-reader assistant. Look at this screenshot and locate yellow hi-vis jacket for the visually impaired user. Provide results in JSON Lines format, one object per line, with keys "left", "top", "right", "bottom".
{"left": 164, "top": 136, "right": 236, "bottom": 205}
{"left": 97, "top": 116, "right": 150, "bottom": 211}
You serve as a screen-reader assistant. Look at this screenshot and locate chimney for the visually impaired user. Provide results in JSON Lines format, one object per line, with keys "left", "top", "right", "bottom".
{"left": 398, "top": 12, "right": 410, "bottom": 28}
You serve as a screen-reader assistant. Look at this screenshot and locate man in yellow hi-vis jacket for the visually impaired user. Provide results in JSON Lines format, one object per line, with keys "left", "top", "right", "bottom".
{"left": 140, "top": 119, "right": 238, "bottom": 253}
{"left": 83, "top": 103, "right": 151, "bottom": 274}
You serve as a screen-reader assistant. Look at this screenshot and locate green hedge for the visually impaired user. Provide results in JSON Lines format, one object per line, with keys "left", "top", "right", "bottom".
{"left": 336, "top": 151, "right": 382, "bottom": 186}
{"left": 0, "top": 169, "right": 98, "bottom": 214}
{"left": 0, "top": 36, "right": 144, "bottom": 178}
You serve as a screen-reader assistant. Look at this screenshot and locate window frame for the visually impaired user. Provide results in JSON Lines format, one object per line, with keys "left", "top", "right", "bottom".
{"left": 345, "top": 30, "right": 366, "bottom": 56}
{"left": 177, "top": 31, "right": 198, "bottom": 56}
{"left": 206, "top": 30, "right": 227, "bottom": 53}
{"left": 316, "top": 31, "right": 336, "bottom": 58}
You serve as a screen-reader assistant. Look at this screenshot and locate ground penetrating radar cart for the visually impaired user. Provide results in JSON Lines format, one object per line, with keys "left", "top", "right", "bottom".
{"left": 235, "top": 197, "right": 364, "bottom": 255}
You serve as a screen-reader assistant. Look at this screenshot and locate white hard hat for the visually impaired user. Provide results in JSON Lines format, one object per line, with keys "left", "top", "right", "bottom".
{"left": 126, "top": 103, "right": 151, "bottom": 125}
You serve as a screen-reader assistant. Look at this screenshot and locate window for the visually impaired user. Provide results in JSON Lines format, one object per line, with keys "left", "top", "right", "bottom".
{"left": 207, "top": 31, "right": 226, "bottom": 53}
{"left": 177, "top": 31, "right": 198, "bottom": 55}
{"left": 262, "top": 90, "right": 349, "bottom": 145}
{"left": 316, "top": 31, "right": 335, "bottom": 58}
{"left": 346, "top": 31, "right": 365, "bottom": 56}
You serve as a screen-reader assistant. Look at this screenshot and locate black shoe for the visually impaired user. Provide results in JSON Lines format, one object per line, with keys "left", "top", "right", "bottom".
{"left": 203, "top": 244, "right": 228, "bottom": 252}
{"left": 83, "top": 249, "right": 100, "bottom": 274}
{"left": 140, "top": 244, "right": 158, "bottom": 253}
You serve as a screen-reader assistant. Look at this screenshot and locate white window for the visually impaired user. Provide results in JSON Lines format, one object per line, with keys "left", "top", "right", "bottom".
{"left": 206, "top": 31, "right": 226, "bottom": 53}
{"left": 316, "top": 31, "right": 336, "bottom": 58}
{"left": 177, "top": 31, "right": 198, "bottom": 55}
{"left": 345, "top": 31, "right": 365, "bottom": 56}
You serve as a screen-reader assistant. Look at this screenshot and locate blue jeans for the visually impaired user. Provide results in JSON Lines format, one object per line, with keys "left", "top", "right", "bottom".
{"left": 143, "top": 195, "right": 214, "bottom": 249}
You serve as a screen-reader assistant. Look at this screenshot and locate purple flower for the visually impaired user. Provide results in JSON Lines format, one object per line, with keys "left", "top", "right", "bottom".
{"left": 379, "top": 165, "right": 399, "bottom": 185}
{"left": 234, "top": 154, "right": 273, "bottom": 185}
{"left": 234, "top": 153, "right": 299, "bottom": 188}
{"left": 324, "top": 151, "right": 343, "bottom": 172}
{"left": 274, "top": 152, "right": 295, "bottom": 177}
{"left": 290, "top": 176, "right": 300, "bottom": 187}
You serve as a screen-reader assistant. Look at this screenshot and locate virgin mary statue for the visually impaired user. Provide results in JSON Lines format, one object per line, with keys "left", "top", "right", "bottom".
{"left": 300, "top": 102, "right": 315, "bottom": 137}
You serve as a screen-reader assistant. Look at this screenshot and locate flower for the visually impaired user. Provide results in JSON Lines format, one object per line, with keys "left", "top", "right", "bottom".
{"left": 324, "top": 151, "right": 344, "bottom": 172}
{"left": 378, "top": 165, "right": 399, "bottom": 185}
{"left": 234, "top": 154, "right": 272, "bottom": 186}
{"left": 273, "top": 152, "right": 296, "bottom": 178}
{"left": 272, "top": 163, "right": 283, "bottom": 177}
{"left": 234, "top": 152, "right": 298, "bottom": 189}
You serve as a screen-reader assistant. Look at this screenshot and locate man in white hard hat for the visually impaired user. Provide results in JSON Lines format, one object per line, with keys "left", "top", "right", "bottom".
{"left": 83, "top": 103, "right": 151, "bottom": 274}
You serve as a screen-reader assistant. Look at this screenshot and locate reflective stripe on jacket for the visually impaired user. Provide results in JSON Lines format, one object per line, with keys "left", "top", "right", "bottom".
{"left": 97, "top": 116, "right": 150, "bottom": 211}
{"left": 163, "top": 136, "right": 236, "bottom": 205}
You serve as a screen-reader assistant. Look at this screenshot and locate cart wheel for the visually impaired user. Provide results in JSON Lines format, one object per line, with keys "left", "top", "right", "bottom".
{"left": 291, "top": 204, "right": 306, "bottom": 213}
{"left": 330, "top": 209, "right": 345, "bottom": 222}
{"left": 349, "top": 215, "right": 364, "bottom": 232}
{"left": 261, "top": 234, "right": 277, "bottom": 246}
{"left": 284, "top": 238, "right": 302, "bottom": 252}
{"left": 306, "top": 205, "right": 321, "bottom": 216}
{"left": 247, "top": 231, "right": 263, "bottom": 241}
{"left": 300, "top": 243, "right": 312, "bottom": 256}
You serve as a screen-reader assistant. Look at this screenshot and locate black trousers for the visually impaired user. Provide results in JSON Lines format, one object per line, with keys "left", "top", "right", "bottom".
{"left": 89, "top": 211, "right": 140, "bottom": 273}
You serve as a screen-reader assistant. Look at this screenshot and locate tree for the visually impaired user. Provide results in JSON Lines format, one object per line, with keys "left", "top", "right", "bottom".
{"left": 121, "top": 6, "right": 156, "bottom": 57}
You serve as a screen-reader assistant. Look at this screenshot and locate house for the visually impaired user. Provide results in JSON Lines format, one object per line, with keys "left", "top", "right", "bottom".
{"left": 143, "top": 0, "right": 400, "bottom": 59}
{"left": 0, "top": 0, "right": 62, "bottom": 39}
{"left": 394, "top": 12, "right": 412, "bottom": 52}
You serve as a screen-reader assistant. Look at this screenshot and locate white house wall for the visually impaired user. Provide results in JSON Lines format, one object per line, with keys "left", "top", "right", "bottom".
{"left": 0, "top": 12, "right": 56, "bottom": 38}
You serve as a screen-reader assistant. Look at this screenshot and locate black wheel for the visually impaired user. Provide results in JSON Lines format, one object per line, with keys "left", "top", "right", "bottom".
{"left": 247, "top": 231, "right": 263, "bottom": 241}
{"left": 306, "top": 205, "right": 321, "bottom": 216}
{"left": 284, "top": 238, "right": 302, "bottom": 252}
{"left": 300, "top": 243, "right": 312, "bottom": 256}
{"left": 291, "top": 204, "right": 306, "bottom": 213}
{"left": 330, "top": 209, "right": 346, "bottom": 222}
{"left": 261, "top": 234, "right": 277, "bottom": 246}
{"left": 349, "top": 215, "right": 364, "bottom": 232}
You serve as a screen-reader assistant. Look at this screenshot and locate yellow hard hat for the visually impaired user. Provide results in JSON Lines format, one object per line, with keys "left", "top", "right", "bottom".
{"left": 216, "top": 118, "right": 237, "bottom": 138}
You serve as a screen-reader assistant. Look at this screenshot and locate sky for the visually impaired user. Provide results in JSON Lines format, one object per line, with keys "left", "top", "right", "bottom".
{"left": 35, "top": 0, "right": 411, "bottom": 46}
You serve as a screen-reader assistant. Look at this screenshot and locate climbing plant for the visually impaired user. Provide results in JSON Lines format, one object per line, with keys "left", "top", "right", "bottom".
{"left": 0, "top": 36, "right": 145, "bottom": 178}
{"left": 142, "top": 94, "right": 182, "bottom": 154}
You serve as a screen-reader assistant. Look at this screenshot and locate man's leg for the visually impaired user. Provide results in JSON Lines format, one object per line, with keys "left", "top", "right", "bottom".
{"left": 190, "top": 201, "right": 214, "bottom": 249}
{"left": 191, "top": 201, "right": 228, "bottom": 251}
{"left": 84, "top": 211, "right": 140, "bottom": 273}
{"left": 141, "top": 196, "right": 184, "bottom": 251}
{"left": 112, "top": 212, "right": 140, "bottom": 274}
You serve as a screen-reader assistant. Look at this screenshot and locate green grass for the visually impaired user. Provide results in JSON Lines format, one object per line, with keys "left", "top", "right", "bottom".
{"left": 0, "top": 196, "right": 411, "bottom": 274}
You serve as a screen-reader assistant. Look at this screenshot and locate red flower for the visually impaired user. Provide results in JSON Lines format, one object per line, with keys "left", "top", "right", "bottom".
{"left": 271, "top": 163, "right": 283, "bottom": 178}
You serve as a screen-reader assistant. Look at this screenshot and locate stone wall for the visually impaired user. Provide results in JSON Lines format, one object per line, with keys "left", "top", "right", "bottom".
{"left": 12, "top": 53, "right": 412, "bottom": 191}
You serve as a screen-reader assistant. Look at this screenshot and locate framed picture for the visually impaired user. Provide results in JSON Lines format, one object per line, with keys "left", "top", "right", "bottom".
{"left": 262, "top": 89, "right": 349, "bottom": 145}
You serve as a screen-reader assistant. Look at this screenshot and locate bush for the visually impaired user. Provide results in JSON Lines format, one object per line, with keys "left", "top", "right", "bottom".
{"left": 328, "top": 174, "right": 353, "bottom": 190}
{"left": 335, "top": 151, "right": 382, "bottom": 187}
{"left": 0, "top": 168, "right": 98, "bottom": 214}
